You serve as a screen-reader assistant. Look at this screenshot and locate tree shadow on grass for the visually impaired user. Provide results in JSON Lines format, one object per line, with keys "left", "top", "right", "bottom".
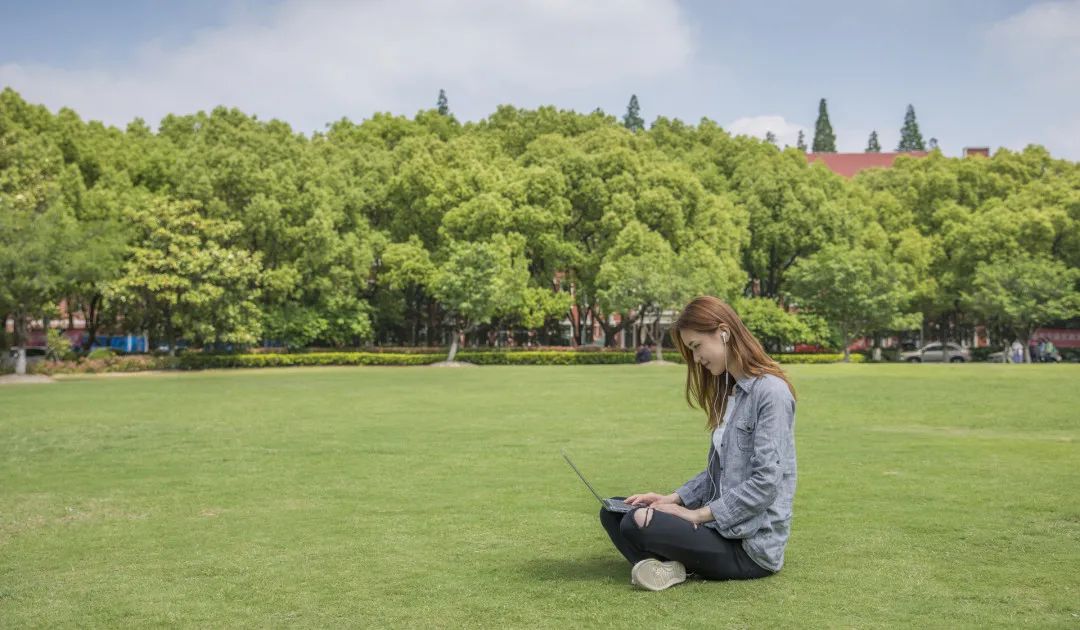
{"left": 513, "top": 554, "right": 628, "bottom": 582}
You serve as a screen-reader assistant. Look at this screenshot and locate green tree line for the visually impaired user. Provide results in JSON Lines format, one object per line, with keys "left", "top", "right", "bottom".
{"left": 2, "top": 88, "right": 1078, "bottom": 370}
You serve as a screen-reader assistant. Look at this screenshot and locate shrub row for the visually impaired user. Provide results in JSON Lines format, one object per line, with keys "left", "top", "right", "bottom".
{"left": 179, "top": 351, "right": 862, "bottom": 369}
{"left": 176, "top": 352, "right": 440, "bottom": 369}
{"left": 246, "top": 345, "right": 647, "bottom": 355}
{"left": 31, "top": 354, "right": 180, "bottom": 375}
{"left": 24, "top": 350, "right": 862, "bottom": 374}
{"left": 456, "top": 351, "right": 636, "bottom": 365}
{"left": 774, "top": 353, "right": 865, "bottom": 364}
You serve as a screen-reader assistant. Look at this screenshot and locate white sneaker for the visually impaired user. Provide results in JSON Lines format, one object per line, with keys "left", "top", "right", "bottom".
{"left": 630, "top": 559, "right": 687, "bottom": 591}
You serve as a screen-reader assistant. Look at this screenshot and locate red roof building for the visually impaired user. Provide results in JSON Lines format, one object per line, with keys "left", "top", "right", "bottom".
{"left": 806, "top": 151, "right": 928, "bottom": 178}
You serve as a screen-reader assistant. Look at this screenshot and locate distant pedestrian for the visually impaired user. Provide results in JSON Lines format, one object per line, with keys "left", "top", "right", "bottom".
{"left": 1010, "top": 339, "right": 1024, "bottom": 364}
{"left": 1041, "top": 338, "right": 1060, "bottom": 363}
{"left": 635, "top": 344, "right": 652, "bottom": 363}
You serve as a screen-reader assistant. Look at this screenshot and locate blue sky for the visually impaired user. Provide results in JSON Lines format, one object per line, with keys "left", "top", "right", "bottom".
{"left": 2, "top": 0, "right": 1078, "bottom": 159}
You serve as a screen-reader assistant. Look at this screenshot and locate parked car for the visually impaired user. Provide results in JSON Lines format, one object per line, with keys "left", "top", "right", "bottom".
{"left": 899, "top": 342, "right": 971, "bottom": 363}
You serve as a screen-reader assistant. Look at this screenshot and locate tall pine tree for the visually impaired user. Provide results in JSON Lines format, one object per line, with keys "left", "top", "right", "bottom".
{"left": 623, "top": 95, "right": 644, "bottom": 132}
{"left": 812, "top": 98, "right": 836, "bottom": 152}
{"left": 897, "top": 104, "right": 925, "bottom": 151}
{"left": 796, "top": 130, "right": 807, "bottom": 152}
{"left": 437, "top": 89, "right": 449, "bottom": 116}
{"left": 866, "top": 130, "right": 881, "bottom": 153}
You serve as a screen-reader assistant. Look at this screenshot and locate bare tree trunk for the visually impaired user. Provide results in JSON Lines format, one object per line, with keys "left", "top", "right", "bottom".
{"left": 653, "top": 310, "right": 663, "bottom": 362}
{"left": 447, "top": 331, "right": 460, "bottom": 362}
{"left": 165, "top": 308, "right": 177, "bottom": 357}
{"left": 14, "top": 314, "right": 27, "bottom": 375}
{"left": 582, "top": 305, "right": 594, "bottom": 345}
{"left": 596, "top": 309, "right": 619, "bottom": 348}
{"left": 409, "top": 292, "right": 418, "bottom": 346}
{"left": 427, "top": 300, "right": 436, "bottom": 347}
{"left": 567, "top": 304, "right": 580, "bottom": 347}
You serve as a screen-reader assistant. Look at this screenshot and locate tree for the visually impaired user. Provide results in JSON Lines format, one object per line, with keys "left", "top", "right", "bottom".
{"left": 436, "top": 89, "right": 449, "bottom": 116}
{"left": 733, "top": 151, "right": 850, "bottom": 298}
{"left": 731, "top": 297, "right": 829, "bottom": 353}
{"left": 595, "top": 222, "right": 678, "bottom": 357}
{"left": 66, "top": 172, "right": 137, "bottom": 352}
{"left": 968, "top": 255, "right": 1080, "bottom": 363}
{"left": 764, "top": 131, "right": 777, "bottom": 146}
{"left": 623, "top": 95, "right": 645, "bottom": 133}
{"left": 928, "top": 137, "right": 939, "bottom": 150}
{"left": 796, "top": 130, "right": 807, "bottom": 152}
{"left": 375, "top": 235, "right": 436, "bottom": 346}
{"left": 897, "top": 104, "right": 926, "bottom": 151}
{"left": 812, "top": 98, "right": 836, "bottom": 152}
{"left": 866, "top": 130, "right": 881, "bottom": 153}
{"left": 787, "top": 244, "right": 922, "bottom": 362}
{"left": 429, "top": 234, "right": 530, "bottom": 362}
{"left": 6, "top": 85, "right": 1080, "bottom": 363}
{"left": 0, "top": 200, "right": 80, "bottom": 374}
{"left": 106, "top": 197, "right": 264, "bottom": 355}
{"left": 0, "top": 121, "right": 82, "bottom": 374}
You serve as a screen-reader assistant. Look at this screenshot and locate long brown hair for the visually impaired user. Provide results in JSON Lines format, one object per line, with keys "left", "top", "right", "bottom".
{"left": 671, "top": 296, "right": 797, "bottom": 431}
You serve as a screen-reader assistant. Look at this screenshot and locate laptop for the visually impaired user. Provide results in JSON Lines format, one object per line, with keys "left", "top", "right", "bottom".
{"left": 562, "top": 450, "right": 639, "bottom": 513}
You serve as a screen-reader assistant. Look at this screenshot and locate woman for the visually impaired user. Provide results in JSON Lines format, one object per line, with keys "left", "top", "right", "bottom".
{"left": 599, "top": 296, "right": 798, "bottom": 591}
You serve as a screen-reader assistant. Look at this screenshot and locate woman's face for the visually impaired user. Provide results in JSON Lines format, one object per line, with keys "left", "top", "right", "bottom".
{"left": 680, "top": 327, "right": 729, "bottom": 377}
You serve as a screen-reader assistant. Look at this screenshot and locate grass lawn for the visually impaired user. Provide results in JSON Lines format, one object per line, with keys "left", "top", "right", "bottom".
{"left": 1, "top": 364, "right": 1078, "bottom": 628}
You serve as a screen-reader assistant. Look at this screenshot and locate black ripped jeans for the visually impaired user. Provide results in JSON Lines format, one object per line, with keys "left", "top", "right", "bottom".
{"left": 599, "top": 498, "right": 773, "bottom": 581}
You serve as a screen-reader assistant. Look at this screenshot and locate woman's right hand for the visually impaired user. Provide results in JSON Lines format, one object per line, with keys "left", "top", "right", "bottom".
{"left": 625, "top": 492, "right": 680, "bottom": 507}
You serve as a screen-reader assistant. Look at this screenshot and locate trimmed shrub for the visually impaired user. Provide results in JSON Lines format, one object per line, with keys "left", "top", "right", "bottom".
{"left": 86, "top": 348, "right": 116, "bottom": 360}
{"left": 176, "top": 352, "right": 442, "bottom": 370}
{"left": 773, "top": 353, "right": 864, "bottom": 364}
{"left": 31, "top": 354, "right": 179, "bottom": 375}
{"left": 24, "top": 350, "right": 861, "bottom": 373}
{"left": 456, "top": 351, "right": 635, "bottom": 365}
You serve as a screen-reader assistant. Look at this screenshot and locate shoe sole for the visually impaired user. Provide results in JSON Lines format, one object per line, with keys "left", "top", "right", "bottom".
{"left": 631, "top": 559, "right": 687, "bottom": 591}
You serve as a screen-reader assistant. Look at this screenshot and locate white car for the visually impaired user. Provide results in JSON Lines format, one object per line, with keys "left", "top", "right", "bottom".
{"left": 899, "top": 342, "right": 971, "bottom": 363}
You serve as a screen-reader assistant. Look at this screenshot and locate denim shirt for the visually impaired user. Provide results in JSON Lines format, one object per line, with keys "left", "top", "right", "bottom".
{"left": 674, "top": 373, "right": 797, "bottom": 572}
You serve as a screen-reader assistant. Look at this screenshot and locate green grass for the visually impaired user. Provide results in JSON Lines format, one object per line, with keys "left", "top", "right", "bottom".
{"left": 1, "top": 364, "right": 1078, "bottom": 628}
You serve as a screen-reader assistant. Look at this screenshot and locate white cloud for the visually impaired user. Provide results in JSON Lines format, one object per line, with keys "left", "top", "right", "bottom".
{"left": 726, "top": 115, "right": 806, "bottom": 148}
{"left": 986, "top": 0, "right": 1080, "bottom": 78}
{"left": 0, "top": 0, "right": 694, "bottom": 131}
{"left": 984, "top": 1, "right": 1080, "bottom": 159}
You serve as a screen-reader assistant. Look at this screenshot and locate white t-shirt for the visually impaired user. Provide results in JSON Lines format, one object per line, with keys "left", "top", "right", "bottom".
{"left": 711, "top": 390, "right": 738, "bottom": 452}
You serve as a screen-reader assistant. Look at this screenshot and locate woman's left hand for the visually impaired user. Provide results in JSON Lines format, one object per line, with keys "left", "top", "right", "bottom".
{"left": 649, "top": 502, "right": 710, "bottom": 524}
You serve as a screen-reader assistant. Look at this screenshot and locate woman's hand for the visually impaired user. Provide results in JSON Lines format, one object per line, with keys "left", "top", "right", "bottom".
{"left": 650, "top": 502, "right": 713, "bottom": 525}
{"left": 624, "top": 492, "right": 679, "bottom": 507}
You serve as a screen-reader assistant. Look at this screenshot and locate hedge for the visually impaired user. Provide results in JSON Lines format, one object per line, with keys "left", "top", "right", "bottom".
{"left": 176, "top": 352, "right": 440, "bottom": 369}
{"left": 25, "top": 350, "right": 862, "bottom": 374}
{"left": 179, "top": 351, "right": 862, "bottom": 369}
{"left": 775, "top": 353, "right": 865, "bottom": 364}
{"left": 31, "top": 355, "right": 180, "bottom": 375}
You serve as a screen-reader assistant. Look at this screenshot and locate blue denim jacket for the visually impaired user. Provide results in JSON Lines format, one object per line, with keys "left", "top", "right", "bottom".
{"left": 674, "top": 373, "right": 797, "bottom": 572}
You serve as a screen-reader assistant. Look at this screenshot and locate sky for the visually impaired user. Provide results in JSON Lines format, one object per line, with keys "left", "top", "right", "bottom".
{"left": 1, "top": 0, "right": 1078, "bottom": 159}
